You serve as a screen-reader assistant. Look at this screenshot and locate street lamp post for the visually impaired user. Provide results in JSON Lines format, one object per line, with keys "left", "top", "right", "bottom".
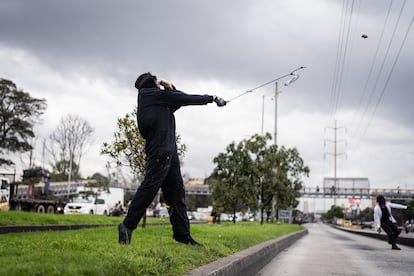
{"left": 271, "top": 75, "right": 300, "bottom": 220}
{"left": 261, "top": 95, "right": 265, "bottom": 135}
{"left": 230, "top": 66, "right": 306, "bottom": 222}
{"left": 274, "top": 72, "right": 300, "bottom": 145}
{"left": 274, "top": 82, "right": 279, "bottom": 145}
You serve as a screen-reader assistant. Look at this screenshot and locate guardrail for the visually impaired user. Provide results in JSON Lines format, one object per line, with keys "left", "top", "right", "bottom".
{"left": 301, "top": 187, "right": 414, "bottom": 200}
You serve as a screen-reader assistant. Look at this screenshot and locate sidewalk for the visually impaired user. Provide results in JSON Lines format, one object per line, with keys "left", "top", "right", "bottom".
{"left": 186, "top": 229, "right": 308, "bottom": 276}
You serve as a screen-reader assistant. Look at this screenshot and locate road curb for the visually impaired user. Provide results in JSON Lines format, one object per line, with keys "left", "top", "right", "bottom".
{"left": 186, "top": 229, "right": 308, "bottom": 276}
{"left": 0, "top": 224, "right": 116, "bottom": 234}
{"left": 331, "top": 225, "right": 414, "bottom": 247}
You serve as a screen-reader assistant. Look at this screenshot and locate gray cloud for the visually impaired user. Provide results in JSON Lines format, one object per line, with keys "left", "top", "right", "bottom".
{"left": 1, "top": 0, "right": 413, "bottom": 189}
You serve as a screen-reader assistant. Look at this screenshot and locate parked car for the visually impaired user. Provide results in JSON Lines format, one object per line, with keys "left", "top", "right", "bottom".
{"left": 64, "top": 196, "right": 109, "bottom": 215}
{"left": 360, "top": 221, "right": 374, "bottom": 229}
{"left": 154, "top": 207, "right": 169, "bottom": 218}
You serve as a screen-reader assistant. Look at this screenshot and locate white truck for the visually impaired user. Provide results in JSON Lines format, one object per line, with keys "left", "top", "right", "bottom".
{"left": 63, "top": 186, "right": 124, "bottom": 216}
{"left": 64, "top": 196, "right": 109, "bottom": 215}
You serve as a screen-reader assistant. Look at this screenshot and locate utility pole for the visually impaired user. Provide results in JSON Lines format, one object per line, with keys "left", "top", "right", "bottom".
{"left": 261, "top": 95, "right": 265, "bottom": 135}
{"left": 270, "top": 82, "right": 280, "bottom": 221}
{"left": 274, "top": 82, "right": 279, "bottom": 145}
{"left": 324, "top": 120, "right": 347, "bottom": 205}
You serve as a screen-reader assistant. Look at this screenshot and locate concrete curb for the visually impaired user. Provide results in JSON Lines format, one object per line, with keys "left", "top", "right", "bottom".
{"left": 186, "top": 229, "right": 308, "bottom": 276}
{"left": 331, "top": 225, "right": 414, "bottom": 247}
{"left": 0, "top": 224, "right": 116, "bottom": 234}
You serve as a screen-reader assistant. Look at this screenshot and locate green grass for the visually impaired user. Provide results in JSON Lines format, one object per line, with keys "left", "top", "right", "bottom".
{"left": 0, "top": 211, "right": 162, "bottom": 226}
{"left": 0, "top": 215, "right": 303, "bottom": 276}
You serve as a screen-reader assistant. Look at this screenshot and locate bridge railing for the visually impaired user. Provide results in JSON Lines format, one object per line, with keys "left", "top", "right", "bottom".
{"left": 301, "top": 187, "right": 414, "bottom": 199}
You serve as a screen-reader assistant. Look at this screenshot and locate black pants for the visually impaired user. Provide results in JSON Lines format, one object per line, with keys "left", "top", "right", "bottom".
{"left": 381, "top": 221, "right": 401, "bottom": 245}
{"left": 123, "top": 150, "right": 190, "bottom": 237}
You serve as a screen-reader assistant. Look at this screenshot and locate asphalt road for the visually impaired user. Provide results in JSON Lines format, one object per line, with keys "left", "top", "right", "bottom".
{"left": 256, "top": 222, "right": 414, "bottom": 276}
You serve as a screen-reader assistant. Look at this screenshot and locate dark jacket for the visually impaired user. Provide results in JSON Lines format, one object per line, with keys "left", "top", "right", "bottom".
{"left": 137, "top": 87, "right": 213, "bottom": 158}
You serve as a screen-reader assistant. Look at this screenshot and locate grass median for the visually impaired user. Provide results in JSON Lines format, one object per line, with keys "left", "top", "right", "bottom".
{"left": 0, "top": 212, "right": 303, "bottom": 275}
{"left": 0, "top": 211, "right": 161, "bottom": 226}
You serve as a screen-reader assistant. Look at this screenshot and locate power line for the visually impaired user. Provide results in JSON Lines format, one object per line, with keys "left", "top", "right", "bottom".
{"left": 351, "top": 0, "right": 394, "bottom": 134}
{"left": 334, "top": 0, "right": 356, "bottom": 118}
{"left": 329, "top": 0, "right": 356, "bottom": 123}
{"left": 226, "top": 66, "right": 305, "bottom": 103}
{"left": 328, "top": 0, "right": 347, "bottom": 120}
{"left": 362, "top": 15, "right": 413, "bottom": 136}
{"left": 357, "top": 0, "right": 407, "bottom": 138}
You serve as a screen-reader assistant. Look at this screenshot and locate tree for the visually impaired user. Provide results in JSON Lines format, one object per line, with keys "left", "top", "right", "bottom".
{"left": 101, "top": 109, "right": 146, "bottom": 179}
{"left": 244, "top": 133, "right": 275, "bottom": 223}
{"left": 322, "top": 205, "right": 344, "bottom": 221}
{"left": 86, "top": 172, "right": 110, "bottom": 190}
{"left": 0, "top": 78, "right": 47, "bottom": 166}
{"left": 357, "top": 207, "right": 373, "bottom": 222}
{"left": 208, "top": 141, "right": 256, "bottom": 223}
{"left": 101, "top": 108, "right": 186, "bottom": 179}
{"left": 392, "top": 200, "right": 414, "bottom": 222}
{"left": 46, "top": 114, "right": 93, "bottom": 180}
{"left": 209, "top": 133, "right": 310, "bottom": 224}
{"left": 244, "top": 133, "right": 310, "bottom": 223}
{"left": 49, "top": 160, "right": 80, "bottom": 181}
{"left": 273, "top": 147, "right": 310, "bottom": 210}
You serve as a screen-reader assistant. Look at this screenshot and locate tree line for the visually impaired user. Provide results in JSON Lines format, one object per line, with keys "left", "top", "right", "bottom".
{"left": 0, "top": 78, "right": 95, "bottom": 182}
{"left": 102, "top": 112, "right": 310, "bottom": 224}
{"left": 2, "top": 77, "right": 310, "bottom": 223}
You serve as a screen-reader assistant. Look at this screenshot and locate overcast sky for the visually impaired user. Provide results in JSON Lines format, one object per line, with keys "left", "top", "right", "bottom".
{"left": 1, "top": 0, "right": 413, "bottom": 190}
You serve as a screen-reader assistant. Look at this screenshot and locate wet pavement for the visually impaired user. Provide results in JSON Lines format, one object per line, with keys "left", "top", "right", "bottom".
{"left": 256, "top": 222, "right": 414, "bottom": 276}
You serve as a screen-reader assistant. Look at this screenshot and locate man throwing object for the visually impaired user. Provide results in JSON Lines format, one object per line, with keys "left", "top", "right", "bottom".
{"left": 118, "top": 72, "right": 226, "bottom": 246}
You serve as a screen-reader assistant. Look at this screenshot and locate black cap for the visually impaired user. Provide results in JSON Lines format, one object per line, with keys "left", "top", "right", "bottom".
{"left": 376, "top": 195, "right": 385, "bottom": 202}
{"left": 135, "top": 72, "right": 157, "bottom": 90}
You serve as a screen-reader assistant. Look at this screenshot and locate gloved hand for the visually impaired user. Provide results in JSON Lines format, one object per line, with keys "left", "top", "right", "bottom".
{"left": 159, "top": 80, "right": 176, "bottom": 90}
{"left": 377, "top": 227, "right": 381, "bottom": 234}
{"left": 213, "top": 96, "right": 227, "bottom": 107}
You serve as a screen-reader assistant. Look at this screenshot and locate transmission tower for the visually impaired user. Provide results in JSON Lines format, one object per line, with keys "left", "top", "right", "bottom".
{"left": 324, "top": 120, "right": 347, "bottom": 205}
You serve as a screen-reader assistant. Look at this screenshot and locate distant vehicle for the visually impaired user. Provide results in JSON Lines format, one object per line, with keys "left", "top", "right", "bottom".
{"left": 8, "top": 169, "right": 68, "bottom": 214}
{"left": 220, "top": 213, "right": 230, "bottom": 222}
{"left": 64, "top": 196, "right": 109, "bottom": 215}
{"left": 76, "top": 186, "right": 124, "bottom": 212}
{"left": 360, "top": 221, "right": 374, "bottom": 229}
{"left": 72, "top": 186, "right": 124, "bottom": 216}
{"left": 0, "top": 191, "right": 9, "bottom": 211}
{"left": 156, "top": 207, "right": 169, "bottom": 218}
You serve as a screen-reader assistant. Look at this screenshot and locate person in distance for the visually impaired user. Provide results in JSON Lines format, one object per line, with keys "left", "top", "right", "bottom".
{"left": 374, "top": 194, "right": 407, "bottom": 250}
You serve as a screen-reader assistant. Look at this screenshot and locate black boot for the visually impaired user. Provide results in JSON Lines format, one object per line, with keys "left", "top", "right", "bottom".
{"left": 173, "top": 234, "right": 202, "bottom": 246}
{"left": 118, "top": 223, "right": 133, "bottom": 245}
{"left": 391, "top": 244, "right": 401, "bottom": 250}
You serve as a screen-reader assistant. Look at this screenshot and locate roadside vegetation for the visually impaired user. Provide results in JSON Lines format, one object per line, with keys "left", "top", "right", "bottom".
{"left": 0, "top": 214, "right": 303, "bottom": 275}
{"left": 0, "top": 211, "right": 167, "bottom": 226}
